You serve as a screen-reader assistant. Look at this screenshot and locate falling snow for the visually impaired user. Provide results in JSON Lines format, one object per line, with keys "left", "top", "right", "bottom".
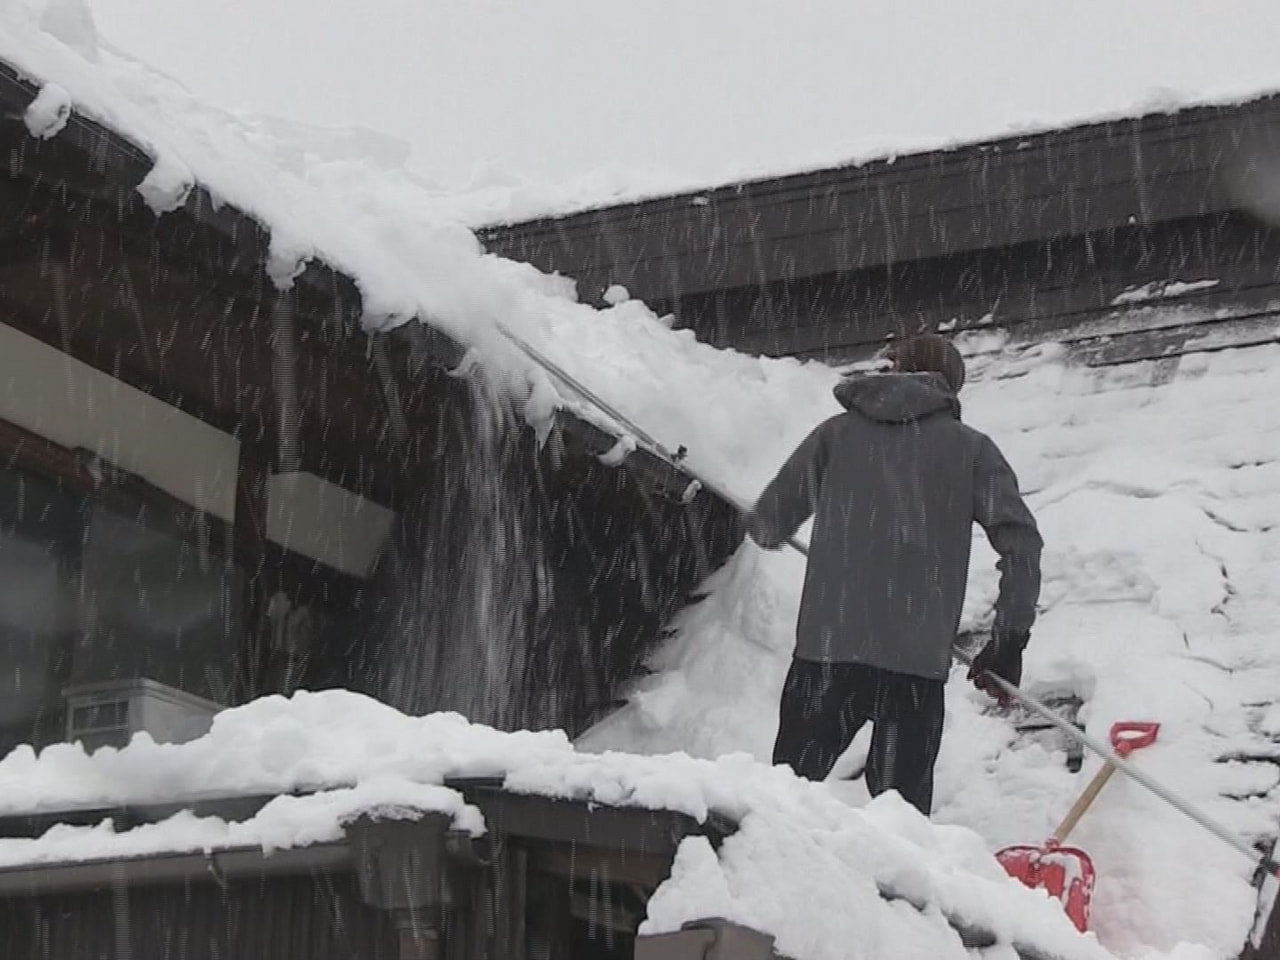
{"left": 2, "top": 4, "right": 1280, "bottom": 960}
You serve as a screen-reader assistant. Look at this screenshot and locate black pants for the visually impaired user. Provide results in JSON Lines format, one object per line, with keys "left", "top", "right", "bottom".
{"left": 772, "top": 657, "right": 946, "bottom": 815}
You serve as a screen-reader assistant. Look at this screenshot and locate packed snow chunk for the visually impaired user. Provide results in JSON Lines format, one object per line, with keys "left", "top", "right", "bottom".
{"left": 23, "top": 82, "right": 71, "bottom": 139}
{"left": 485, "top": 258, "right": 580, "bottom": 303}
{"left": 136, "top": 153, "right": 194, "bottom": 214}
{"left": 603, "top": 284, "right": 630, "bottom": 305}
{"left": 597, "top": 433, "right": 636, "bottom": 467}
{"left": 642, "top": 836, "right": 735, "bottom": 926}
{"left": 1111, "top": 279, "right": 1221, "bottom": 305}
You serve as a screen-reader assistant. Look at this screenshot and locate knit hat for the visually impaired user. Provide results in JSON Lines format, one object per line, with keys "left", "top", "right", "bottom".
{"left": 884, "top": 334, "right": 966, "bottom": 394}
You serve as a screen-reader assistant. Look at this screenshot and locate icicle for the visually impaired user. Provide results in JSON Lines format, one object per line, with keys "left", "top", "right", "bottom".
{"left": 522, "top": 373, "right": 559, "bottom": 449}
{"left": 602, "top": 284, "right": 631, "bottom": 305}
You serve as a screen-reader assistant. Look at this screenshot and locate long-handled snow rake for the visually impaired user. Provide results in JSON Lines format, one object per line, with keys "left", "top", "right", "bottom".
{"left": 497, "top": 327, "right": 1280, "bottom": 941}
{"left": 994, "top": 721, "right": 1159, "bottom": 933}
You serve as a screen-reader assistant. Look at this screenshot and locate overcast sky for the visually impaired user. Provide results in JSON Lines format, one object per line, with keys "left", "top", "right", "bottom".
{"left": 87, "top": 0, "right": 1280, "bottom": 195}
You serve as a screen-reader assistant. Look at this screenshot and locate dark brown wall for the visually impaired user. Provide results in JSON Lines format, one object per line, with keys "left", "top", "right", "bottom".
{"left": 0, "top": 874, "right": 396, "bottom": 960}
{"left": 659, "top": 211, "right": 1280, "bottom": 359}
{"left": 479, "top": 94, "right": 1280, "bottom": 305}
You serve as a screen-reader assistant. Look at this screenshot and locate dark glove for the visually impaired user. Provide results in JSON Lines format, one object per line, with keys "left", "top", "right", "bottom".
{"left": 744, "top": 511, "right": 784, "bottom": 551}
{"left": 967, "top": 632, "right": 1029, "bottom": 705}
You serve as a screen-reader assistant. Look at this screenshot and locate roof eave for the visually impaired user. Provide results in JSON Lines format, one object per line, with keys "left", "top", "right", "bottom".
{"left": 478, "top": 91, "right": 1280, "bottom": 304}
{"left": 0, "top": 58, "right": 721, "bottom": 514}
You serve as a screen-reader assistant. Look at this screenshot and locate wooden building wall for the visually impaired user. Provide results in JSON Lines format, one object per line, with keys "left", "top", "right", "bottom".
{"left": 478, "top": 93, "right": 1280, "bottom": 368}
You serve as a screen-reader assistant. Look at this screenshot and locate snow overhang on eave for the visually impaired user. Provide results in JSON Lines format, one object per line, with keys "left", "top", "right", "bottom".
{"left": 0, "top": 777, "right": 737, "bottom": 896}
{"left": 0, "top": 58, "right": 718, "bottom": 511}
{"left": 477, "top": 91, "right": 1280, "bottom": 307}
{"left": 0, "top": 779, "right": 1076, "bottom": 960}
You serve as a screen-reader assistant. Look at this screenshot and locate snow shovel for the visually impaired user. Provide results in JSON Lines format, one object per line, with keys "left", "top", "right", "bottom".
{"left": 500, "top": 343, "right": 1280, "bottom": 915}
{"left": 994, "top": 721, "right": 1160, "bottom": 933}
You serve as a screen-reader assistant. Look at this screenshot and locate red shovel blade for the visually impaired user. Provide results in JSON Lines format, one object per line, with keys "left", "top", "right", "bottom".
{"left": 996, "top": 843, "right": 1096, "bottom": 933}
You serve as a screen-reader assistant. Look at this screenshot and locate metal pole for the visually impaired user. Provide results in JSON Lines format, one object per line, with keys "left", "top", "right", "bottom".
{"left": 494, "top": 321, "right": 1274, "bottom": 875}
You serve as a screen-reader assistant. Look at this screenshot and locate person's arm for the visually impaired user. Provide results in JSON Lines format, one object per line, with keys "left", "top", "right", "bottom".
{"left": 973, "top": 434, "right": 1043, "bottom": 643}
{"left": 746, "top": 420, "right": 833, "bottom": 550}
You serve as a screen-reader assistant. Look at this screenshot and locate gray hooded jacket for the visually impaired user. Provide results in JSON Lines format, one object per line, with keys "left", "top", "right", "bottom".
{"left": 749, "top": 372, "right": 1042, "bottom": 680}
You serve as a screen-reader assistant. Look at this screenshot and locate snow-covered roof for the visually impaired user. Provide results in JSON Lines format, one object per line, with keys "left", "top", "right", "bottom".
{"left": 0, "top": 688, "right": 1120, "bottom": 960}
{"left": 583, "top": 335, "right": 1280, "bottom": 958}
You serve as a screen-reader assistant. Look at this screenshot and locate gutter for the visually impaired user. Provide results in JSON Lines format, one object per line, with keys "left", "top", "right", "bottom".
{"left": 0, "top": 842, "right": 351, "bottom": 896}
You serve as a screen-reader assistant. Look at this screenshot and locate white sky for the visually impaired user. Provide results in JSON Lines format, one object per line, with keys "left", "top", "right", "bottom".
{"left": 88, "top": 0, "right": 1280, "bottom": 200}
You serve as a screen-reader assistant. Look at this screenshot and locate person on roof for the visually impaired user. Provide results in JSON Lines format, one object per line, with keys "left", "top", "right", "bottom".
{"left": 746, "top": 333, "right": 1042, "bottom": 816}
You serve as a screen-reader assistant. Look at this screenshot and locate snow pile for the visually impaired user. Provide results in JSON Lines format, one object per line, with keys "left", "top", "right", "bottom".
{"left": 582, "top": 337, "right": 1280, "bottom": 959}
{"left": 0, "top": 688, "right": 1114, "bottom": 960}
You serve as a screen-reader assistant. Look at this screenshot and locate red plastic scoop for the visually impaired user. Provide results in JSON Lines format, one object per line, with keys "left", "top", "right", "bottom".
{"left": 995, "top": 721, "right": 1160, "bottom": 933}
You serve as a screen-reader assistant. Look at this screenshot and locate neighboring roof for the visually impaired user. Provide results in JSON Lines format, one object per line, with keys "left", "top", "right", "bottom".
{"left": 0, "top": 687, "right": 1119, "bottom": 960}
{"left": 478, "top": 93, "right": 1280, "bottom": 307}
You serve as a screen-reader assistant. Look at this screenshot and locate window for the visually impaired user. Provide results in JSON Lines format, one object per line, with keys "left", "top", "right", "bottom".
{"left": 0, "top": 453, "right": 247, "bottom": 754}
{"left": 73, "top": 499, "right": 244, "bottom": 705}
{"left": 0, "top": 467, "right": 83, "bottom": 756}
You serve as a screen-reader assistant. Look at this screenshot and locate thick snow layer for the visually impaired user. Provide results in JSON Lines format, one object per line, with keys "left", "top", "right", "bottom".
{"left": 0, "top": 690, "right": 1114, "bottom": 960}
{"left": 0, "top": 3, "right": 843, "bottom": 496}
{"left": 0, "top": 776, "right": 484, "bottom": 868}
{"left": 581, "top": 337, "right": 1280, "bottom": 959}
{"left": 86, "top": 0, "right": 1280, "bottom": 225}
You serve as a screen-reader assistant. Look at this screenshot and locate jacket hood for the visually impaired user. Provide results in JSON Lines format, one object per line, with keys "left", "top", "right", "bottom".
{"left": 833, "top": 371, "right": 961, "bottom": 424}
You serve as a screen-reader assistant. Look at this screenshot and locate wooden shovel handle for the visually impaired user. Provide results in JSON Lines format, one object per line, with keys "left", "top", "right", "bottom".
{"left": 1053, "top": 762, "right": 1120, "bottom": 843}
